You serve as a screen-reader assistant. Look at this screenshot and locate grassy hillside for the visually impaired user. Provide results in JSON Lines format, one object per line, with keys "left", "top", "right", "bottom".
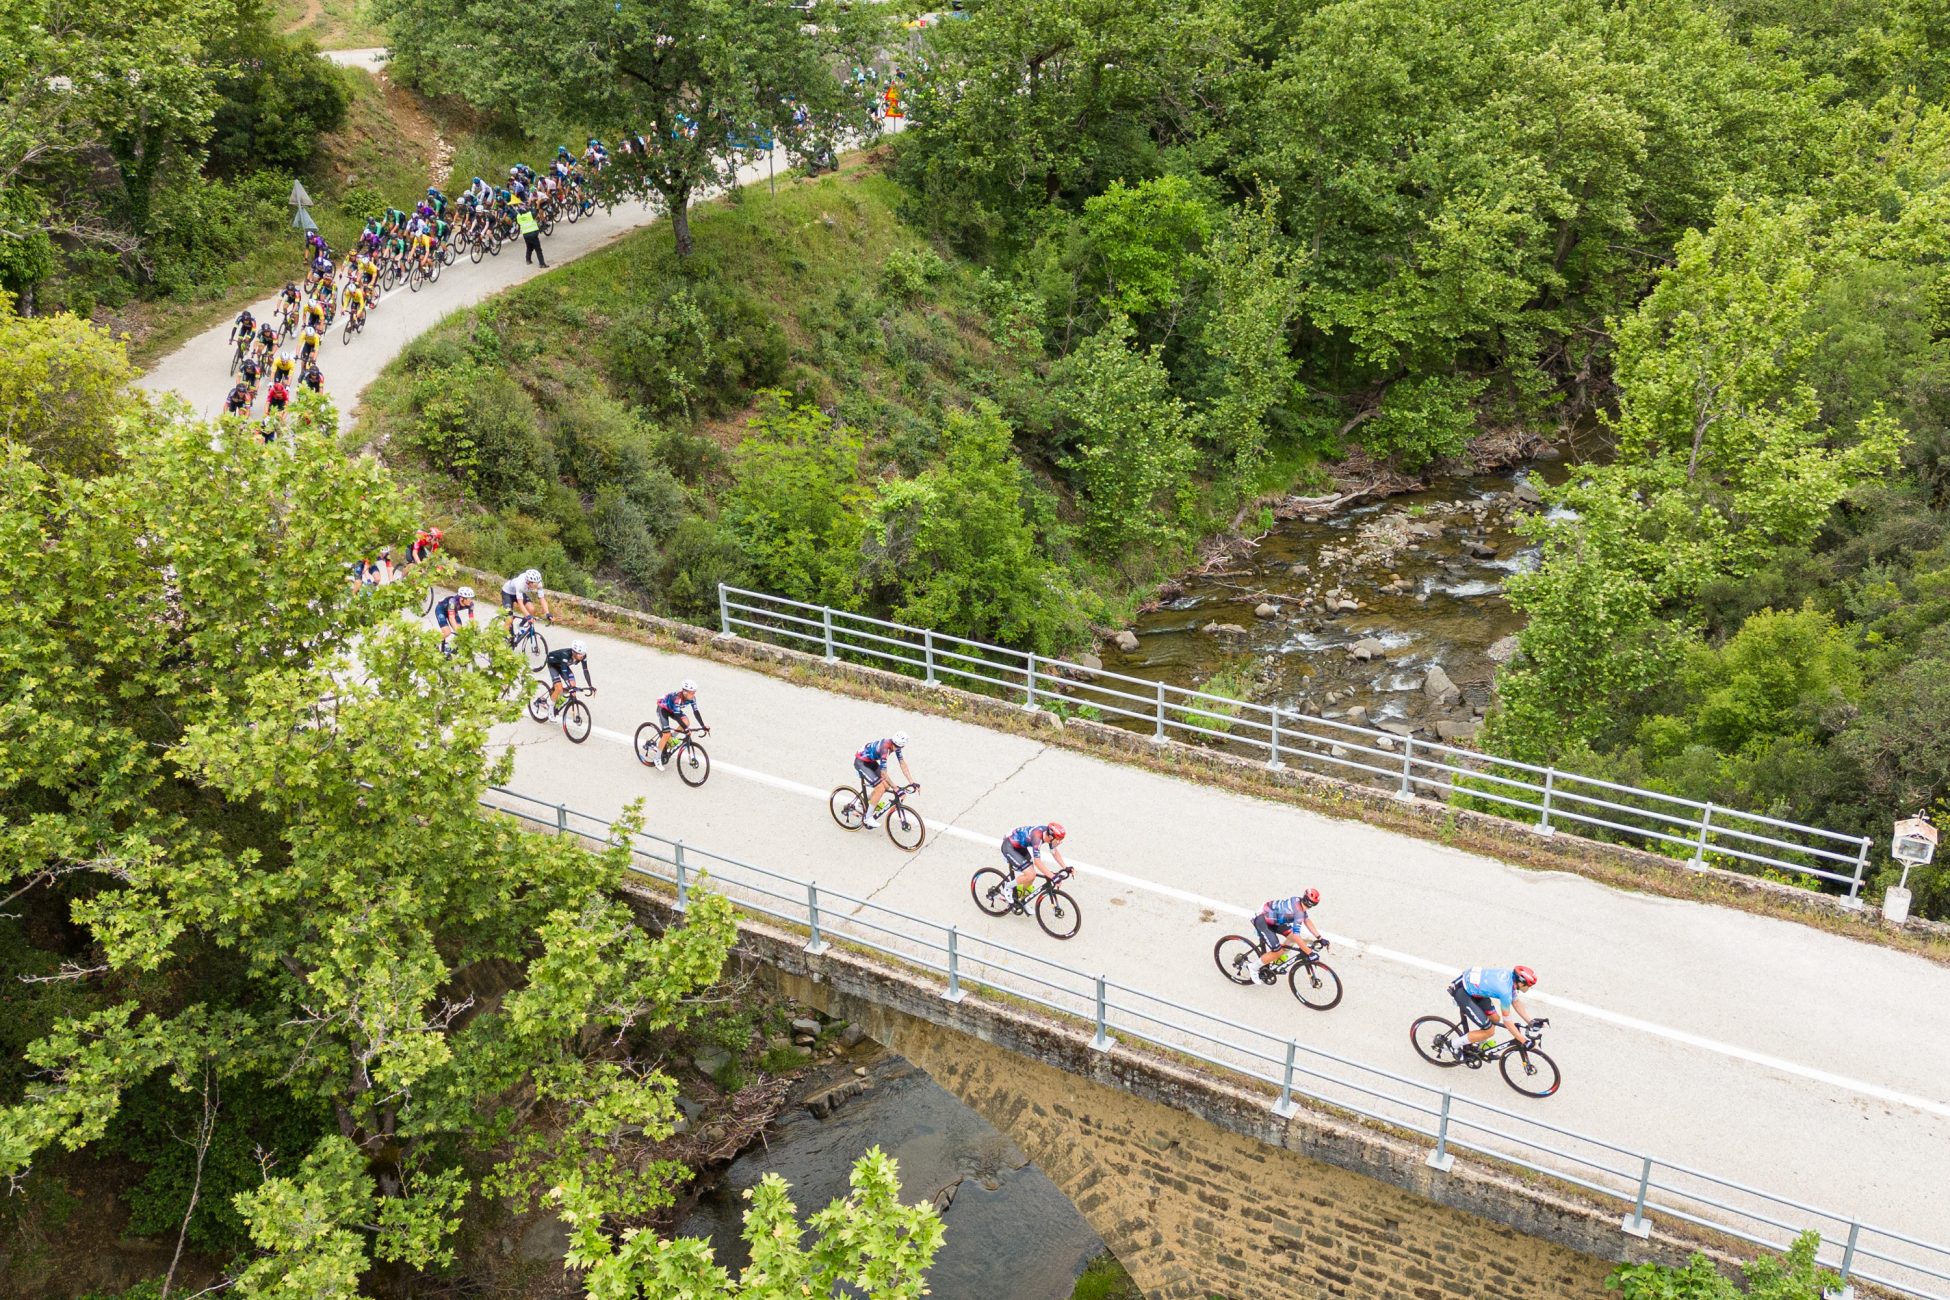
{"left": 364, "top": 153, "right": 1187, "bottom": 645}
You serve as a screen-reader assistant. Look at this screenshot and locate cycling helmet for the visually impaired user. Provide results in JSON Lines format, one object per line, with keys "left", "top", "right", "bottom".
{"left": 558, "top": 145, "right": 572, "bottom": 157}
{"left": 472, "top": 176, "right": 484, "bottom": 186}
{"left": 1302, "top": 887, "right": 1321, "bottom": 907}
{"left": 681, "top": 678, "right": 698, "bottom": 692}
{"left": 457, "top": 586, "right": 474, "bottom": 599}
{"left": 571, "top": 639, "right": 588, "bottom": 656}
{"left": 892, "top": 730, "right": 909, "bottom": 746}
{"left": 522, "top": 568, "right": 542, "bottom": 585}
{"left": 588, "top": 137, "right": 600, "bottom": 146}
{"left": 430, "top": 527, "right": 443, "bottom": 540}
{"left": 1513, "top": 966, "right": 1538, "bottom": 988}
{"left": 1046, "top": 821, "right": 1067, "bottom": 841}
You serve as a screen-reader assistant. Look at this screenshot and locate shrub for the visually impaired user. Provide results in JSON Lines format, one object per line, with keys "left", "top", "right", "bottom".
{"left": 880, "top": 245, "right": 948, "bottom": 301}
{"left": 604, "top": 285, "right": 788, "bottom": 417}
{"left": 403, "top": 360, "right": 552, "bottom": 508}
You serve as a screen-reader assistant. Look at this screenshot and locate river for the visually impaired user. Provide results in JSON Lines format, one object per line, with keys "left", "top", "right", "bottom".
{"left": 677, "top": 1051, "right": 1106, "bottom": 1298}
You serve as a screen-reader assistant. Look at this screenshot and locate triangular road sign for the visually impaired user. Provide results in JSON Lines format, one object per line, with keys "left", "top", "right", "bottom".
{"left": 288, "top": 180, "right": 314, "bottom": 207}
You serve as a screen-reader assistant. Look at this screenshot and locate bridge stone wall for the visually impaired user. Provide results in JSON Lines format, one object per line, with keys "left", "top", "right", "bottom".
{"left": 616, "top": 884, "right": 1720, "bottom": 1300}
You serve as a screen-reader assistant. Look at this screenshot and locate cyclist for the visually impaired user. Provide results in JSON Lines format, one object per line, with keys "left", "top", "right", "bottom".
{"left": 426, "top": 186, "right": 448, "bottom": 218}
{"left": 1448, "top": 966, "right": 1544, "bottom": 1057}
{"left": 642, "top": 679, "right": 706, "bottom": 769}
{"left": 342, "top": 281, "right": 368, "bottom": 330}
{"left": 301, "top": 361, "right": 324, "bottom": 393}
{"left": 266, "top": 377, "right": 290, "bottom": 414}
{"left": 238, "top": 351, "right": 263, "bottom": 393}
{"left": 501, "top": 568, "right": 551, "bottom": 637}
{"left": 270, "top": 349, "right": 297, "bottom": 385}
{"left": 542, "top": 639, "right": 594, "bottom": 714}
{"left": 224, "top": 381, "right": 252, "bottom": 415}
{"left": 433, "top": 585, "right": 476, "bottom": 653}
{"left": 1253, "top": 890, "right": 1325, "bottom": 968}
{"left": 411, "top": 224, "right": 438, "bottom": 276}
{"left": 407, "top": 526, "right": 443, "bottom": 566}
{"left": 854, "top": 732, "right": 914, "bottom": 828}
{"left": 229, "top": 307, "right": 257, "bottom": 347}
{"left": 298, "top": 323, "right": 322, "bottom": 364}
{"left": 1003, "top": 823, "right": 1071, "bottom": 903}
{"left": 303, "top": 292, "right": 327, "bottom": 332}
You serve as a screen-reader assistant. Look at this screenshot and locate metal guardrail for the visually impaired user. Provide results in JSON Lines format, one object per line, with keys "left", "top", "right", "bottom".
{"left": 482, "top": 784, "right": 1945, "bottom": 1300}
{"left": 715, "top": 585, "right": 1876, "bottom": 901}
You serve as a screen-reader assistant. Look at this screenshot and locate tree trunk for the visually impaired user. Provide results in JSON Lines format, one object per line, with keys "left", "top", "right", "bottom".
{"left": 670, "top": 186, "right": 694, "bottom": 258}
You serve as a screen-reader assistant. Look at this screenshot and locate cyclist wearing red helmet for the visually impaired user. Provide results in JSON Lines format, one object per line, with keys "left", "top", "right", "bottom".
{"left": 1003, "top": 822, "right": 1070, "bottom": 901}
{"left": 1254, "top": 890, "right": 1324, "bottom": 968}
{"left": 1449, "top": 965, "right": 1542, "bottom": 1054}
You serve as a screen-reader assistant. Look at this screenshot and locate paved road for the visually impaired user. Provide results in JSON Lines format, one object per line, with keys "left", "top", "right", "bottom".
{"left": 445, "top": 604, "right": 1950, "bottom": 1258}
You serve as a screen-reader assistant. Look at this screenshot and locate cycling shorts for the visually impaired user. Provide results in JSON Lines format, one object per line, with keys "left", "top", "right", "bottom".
{"left": 501, "top": 590, "right": 522, "bottom": 610}
{"left": 435, "top": 607, "right": 462, "bottom": 629}
{"left": 1001, "top": 839, "right": 1033, "bottom": 874}
{"left": 658, "top": 705, "right": 687, "bottom": 732}
{"left": 1449, "top": 979, "right": 1495, "bottom": 1030}
{"left": 1252, "top": 915, "right": 1292, "bottom": 952}
{"left": 547, "top": 663, "right": 576, "bottom": 688}
{"left": 853, "top": 756, "right": 883, "bottom": 787}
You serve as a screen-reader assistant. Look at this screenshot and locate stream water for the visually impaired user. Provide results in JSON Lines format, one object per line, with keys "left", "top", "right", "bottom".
{"left": 1100, "top": 455, "right": 1579, "bottom": 741}
{"left": 678, "top": 1052, "right": 1104, "bottom": 1298}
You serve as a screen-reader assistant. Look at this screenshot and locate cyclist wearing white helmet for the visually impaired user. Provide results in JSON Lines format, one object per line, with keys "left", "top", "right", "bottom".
{"left": 432, "top": 585, "right": 476, "bottom": 653}
{"left": 854, "top": 730, "right": 915, "bottom": 829}
{"left": 542, "top": 638, "right": 593, "bottom": 714}
{"left": 500, "top": 567, "right": 551, "bottom": 643}
{"left": 647, "top": 678, "right": 706, "bottom": 769}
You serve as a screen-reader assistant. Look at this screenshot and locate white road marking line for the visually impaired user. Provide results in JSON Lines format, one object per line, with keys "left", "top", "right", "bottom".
{"left": 558, "top": 721, "right": 1950, "bottom": 1119}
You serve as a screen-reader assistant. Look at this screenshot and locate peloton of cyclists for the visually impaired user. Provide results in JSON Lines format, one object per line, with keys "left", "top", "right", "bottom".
{"left": 854, "top": 732, "right": 915, "bottom": 828}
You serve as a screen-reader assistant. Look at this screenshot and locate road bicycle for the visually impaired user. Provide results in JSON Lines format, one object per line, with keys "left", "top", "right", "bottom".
{"left": 634, "top": 722, "right": 711, "bottom": 787}
{"left": 970, "top": 863, "right": 1081, "bottom": 940}
{"left": 1213, "top": 933, "right": 1343, "bottom": 1011}
{"left": 827, "top": 779, "right": 924, "bottom": 851}
{"left": 1410, "top": 1013, "right": 1560, "bottom": 1099}
{"left": 342, "top": 306, "right": 367, "bottom": 345}
{"left": 506, "top": 614, "right": 549, "bottom": 670}
{"left": 527, "top": 679, "right": 593, "bottom": 742}
{"left": 408, "top": 250, "right": 442, "bottom": 291}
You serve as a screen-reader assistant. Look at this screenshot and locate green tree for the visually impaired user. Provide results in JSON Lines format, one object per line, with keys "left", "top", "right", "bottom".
{"left": 0, "top": 292, "right": 138, "bottom": 476}
{"left": 1080, "top": 176, "right": 1216, "bottom": 320}
{"left": 387, "top": 0, "right": 886, "bottom": 256}
{"left": 1055, "top": 312, "right": 1194, "bottom": 555}
{"left": 720, "top": 391, "right": 869, "bottom": 604}
{"left": 1194, "top": 199, "right": 1305, "bottom": 477}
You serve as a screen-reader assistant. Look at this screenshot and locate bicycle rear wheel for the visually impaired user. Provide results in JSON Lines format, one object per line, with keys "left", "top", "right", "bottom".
{"left": 884, "top": 803, "right": 924, "bottom": 851}
{"left": 676, "top": 741, "right": 709, "bottom": 787}
{"left": 1213, "top": 935, "right": 1258, "bottom": 986}
{"left": 1411, "top": 1016, "right": 1465, "bottom": 1068}
{"left": 526, "top": 691, "right": 551, "bottom": 724}
{"left": 562, "top": 699, "right": 591, "bottom": 743}
{"left": 970, "top": 868, "right": 1012, "bottom": 917}
{"left": 1288, "top": 959, "right": 1343, "bottom": 1011}
{"left": 1035, "top": 888, "right": 1081, "bottom": 940}
{"left": 828, "top": 785, "right": 865, "bottom": 829}
{"left": 522, "top": 630, "right": 548, "bottom": 671}
{"left": 633, "top": 722, "right": 662, "bottom": 767}
{"left": 419, "top": 586, "right": 435, "bottom": 616}
{"left": 1501, "top": 1046, "right": 1560, "bottom": 1098}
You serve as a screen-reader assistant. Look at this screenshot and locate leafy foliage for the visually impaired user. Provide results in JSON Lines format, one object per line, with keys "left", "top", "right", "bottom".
{"left": 1607, "top": 1231, "right": 1838, "bottom": 1298}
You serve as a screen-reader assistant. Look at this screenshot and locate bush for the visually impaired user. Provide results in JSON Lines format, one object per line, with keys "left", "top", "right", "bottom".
{"left": 880, "top": 245, "right": 948, "bottom": 301}
{"left": 605, "top": 285, "right": 788, "bottom": 417}
{"left": 206, "top": 30, "right": 350, "bottom": 176}
{"left": 1359, "top": 373, "right": 1486, "bottom": 470}
{"left": 147, "top": 171, "right": 294, "bottom": 300}
{"left": 404, "top": 360, "right": 553, "bottom": 508}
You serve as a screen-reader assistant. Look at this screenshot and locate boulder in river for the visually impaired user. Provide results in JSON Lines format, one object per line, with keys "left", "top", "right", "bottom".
{"left": 1512, "top": 480, "right": 1546, "bottom": 507}
{"left": 1113, "top": 629, "right": 1140, "bottom": 653}
{"left": 1070, "top": 651, "right": 1103, "bottom": 679}
{"left": 1335, "top": 597, "right": 1362, "bottom": 612}
{"left": 1436, "top": 718, "right": 1482, "bottom": 744}
{"left": 1345, "top": 705, "right": 1370, "bottom": 728}
{"left": 1254, "top": 602, "right": 1280, "bottom": 619}
{"left": 1347, "top": 638, "right": 1386, "bottom": 661}
{"left": 1422, "top": 664, "right": 1459, "bottom": 704}
{"left": 1202, "top": 621, "right": 1250, "bottom": 637}
{"left": 1487, "top": 635, "right": 1520, "bottom": 664}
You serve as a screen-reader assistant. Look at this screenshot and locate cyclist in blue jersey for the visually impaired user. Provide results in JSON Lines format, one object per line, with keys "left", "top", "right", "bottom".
{"left": 432, "top": 585, "right": 476, "bottom": 654}
{"left": 646, "top": 679, "right": 705, "bottom": 769}
{"left": 854, "top": 731, "right": 915, "bottom": 828}
{"left": 1449, "top": 965, "right": 1543, "bottom": 1056}
{"left": 1003, "top": 823, "right": 1070, "bottom": 901}
{"left": 1254, "top": 889, "right": 1326, "bottom": 968}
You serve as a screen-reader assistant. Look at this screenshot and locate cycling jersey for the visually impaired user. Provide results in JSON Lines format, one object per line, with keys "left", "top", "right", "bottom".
{"left": 543, "top": 646, "right": 589, "bottom": 687}
{"left": 433, "top": 594, "right": 472, "bottom": 626}
{"left": 1259, "top": 897, "right": 1310, "bottom": 931}
{"left": 857, "top": 738, "right": 903, "bottom": 766}
{"left": 266, "top": 382, "right": 290, "bottom": 408}
{"left": 657, "top": 690, "right": 702, "bottom": 721}
{"left": 1005, "top": 826, "right": 1054, "bottom": 854}
{"left": 1459, "top": 967, "right": 1519, "bottom": 1009}
{"left": 500, "top": 574, "right": 542, "bottom": 602}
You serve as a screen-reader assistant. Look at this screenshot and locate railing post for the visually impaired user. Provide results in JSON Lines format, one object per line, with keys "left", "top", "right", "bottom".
{"left": 717, "top": 582, "right": 730, "bottom": 635}
{"left": 1824, "top": 1221, "right": 1860, "bottom": 1300}
{"left": 1090, "top": 975, "right": 1114, "bottom": 1051}
{"left": 673, "top": 841, "right": 689, "bottom": 912}
{"left": 1538, "top": 768, "right": 1557, "bottom": 836}
{"left": 1268, "top": 709, "right": 1285, "bottom": 771}
{"left": 1152, "top": 681, "right": 1167, "bottom": 743}
{"left": 1427, "top": 1089, "right": 1456, "bottom": 1171}
{"left": 1845, "top": 838, "right": 1870, "bottom": 908}
{"left": 1023, "top": 652, "right": 1039, "bottom": 711}
{"left": 943, "top": 927, "right": 966, "bottom": 1003}
{"left": 924, "top": 629, "right": 938, "bottom": 687}
{"left": 556, "top": 802, "right": 569, "bottom": 832}
{"left": 821, "top": 607, "right": 837, "bottom": 663}
{"left": 1272, "top": 1039, "right": 1299, "bottom": 1117}
{"left": 806, "top": 882, "right": 830, "bottom": 955}
{"left": 1692, "top": 803, "right": 1715, "bottom": 866}
{"left": 1621, "top": 1156, "right": 1653, "bottom": 1238}
{"left": 1396, "top": 735, "right": 1415, "bottom": 800}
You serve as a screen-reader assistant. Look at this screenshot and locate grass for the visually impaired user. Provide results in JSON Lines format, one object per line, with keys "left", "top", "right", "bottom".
{"left": 276, "top": 0, "right": 387, "bottom": 50}
{"left": 1071, "top": 1252, "right": 1143, "bottom": 1300}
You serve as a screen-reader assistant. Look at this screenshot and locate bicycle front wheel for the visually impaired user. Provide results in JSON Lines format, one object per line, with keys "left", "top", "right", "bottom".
{"left": 526, "top": 691, "right": 551, "bottom": 724}
{"left": 884, "top": 803, "right": 924, "bottom": 851}
{"left": 1411, "top": 1016, "right": 1465, "bottom": 1068}
{"left": 828, "top": 785, "right": 865, "bottom": 829}
{"left": 1035, "top": 888, "right": 1082, "bottom": 940}
{"left": 1213, "top": 935, "right": 1258, "bottom": 986}
{"left": 1501, "top": 1046, "right": 1561, "bottom": 1099}
{"left": 470, "top": 238, "right": 485, "bottom": 264}
{"left": 562, "top": 699, "right": 591, "bottom": 743}
{"left": 676, "top": 741, "right": 710, "bottom": 787}
{"left": 970, "top": 868, "right": 1012, "bottom": 917}
{"left": 522, "top": 630, "right": 548, "bottom": 671}
{"left": 1288, "top": 959, "right": 1343, "bottom": 1011}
